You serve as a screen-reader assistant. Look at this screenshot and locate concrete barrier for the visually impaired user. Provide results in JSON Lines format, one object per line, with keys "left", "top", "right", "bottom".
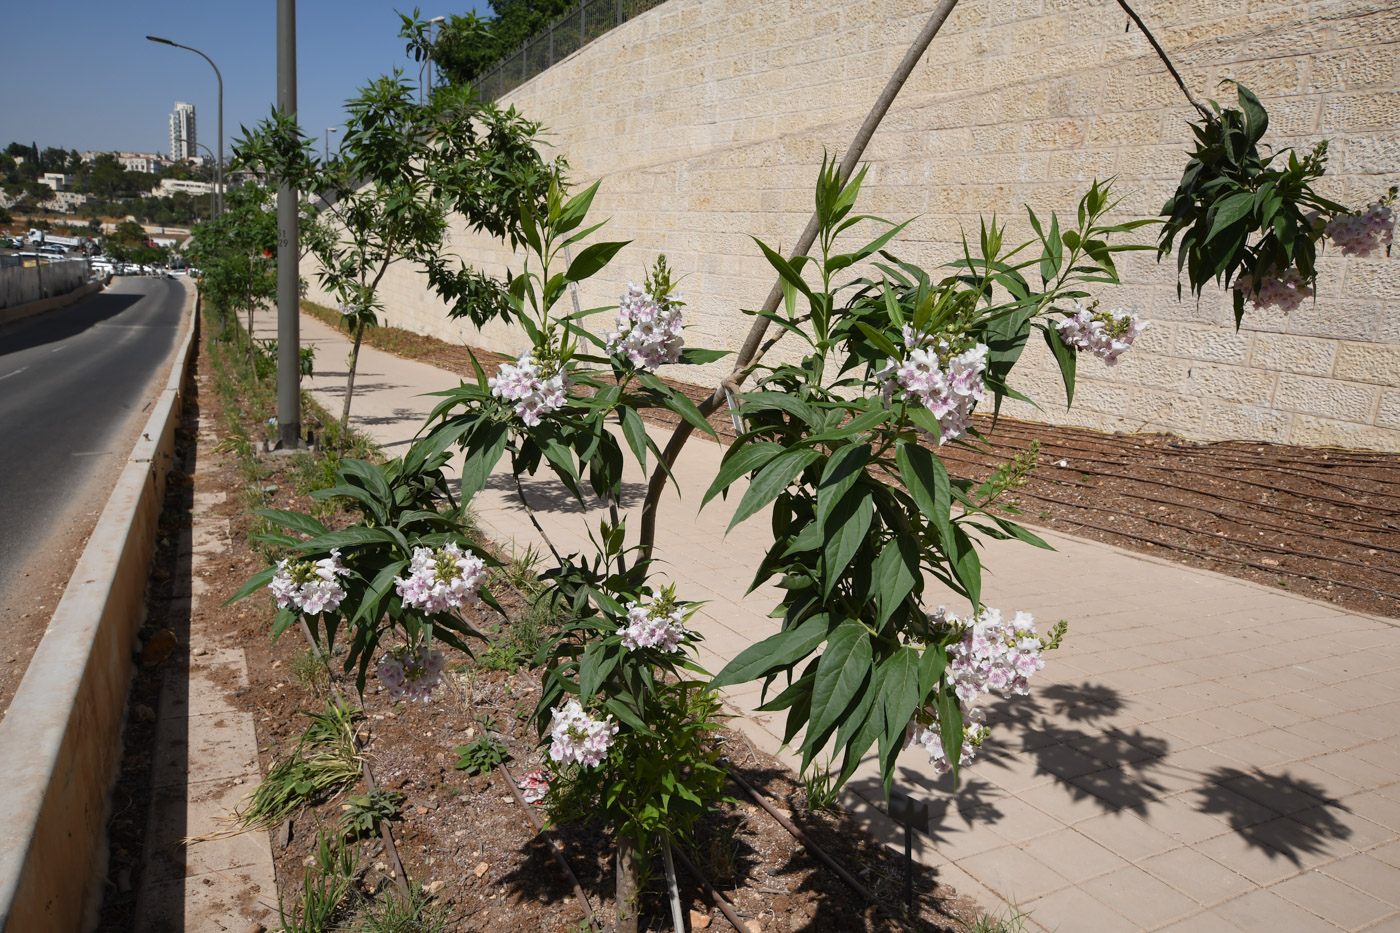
{"left": 0, "top": 281, "right": 200, "bottom": 932}
{"left": 0, "top": 276, "right": 109, "bottom": 328}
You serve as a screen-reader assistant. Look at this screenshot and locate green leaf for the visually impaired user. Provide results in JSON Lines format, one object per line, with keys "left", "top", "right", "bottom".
{"left": 951, "top": 525, "right": 982, "bottom": 610}
{"left": 821, "top": 488, "right": 873, "bottom": 598}
{"left": 879, "top": 647, "right": 923, "bottom": 783}
{"left": 565, "top": 240, "right": 630, "bottom": 283}
{"left": 460, "top": 420, "right": 509, "bottom": 502}
{"left": 351, "top": 559, "right": 409, "bottom": 625}
{"left": 678, "top": 347, "right": 731, "bottom": 365}
{"left": 895, "top": 441, "right": 953, "bottom": 551}
{"left": 1206, "top": 190, "right": 1255, "bottom": 244}
{"left": 815, "top": 443, "right": 870, "bottom": 530}
{"left": 871, "top": 532, "right": 918, "bottom": 628}
{"left": 702, "top": 441, "right": 786, "bottom": 507}
{"left": 728, "top": 448, "right": 821, "bottom": 531}
{"left": 301, "top": 526, "right": 400, "bottom": 552}
{"left": 805, "top": 620, "right": 873, "bottom": 759}
{"left": 937, "top": 690, "right": 965, "bottom": 786}
{"left": 225, "top": 565, "right": 276, "bottom": 606}
{"left": 636, "top": 372, "right": 718, "bottom": 439}
{"left": 711, "top": 613, "right": 832, "bottom": 689}
{"left": 1042, "top": 323, "right": 1077, "bottom": 407}
{"left": 751, "top": 236, "right": 814, "bottom": 301}
{"left": 248, "top": 508, "right": 330, "bottom": 540}
{"left": 619, "top": 406, "right": 649, "bottom": 474}
{"left": 339, "top": 458, "right": 392, "bottom": 506}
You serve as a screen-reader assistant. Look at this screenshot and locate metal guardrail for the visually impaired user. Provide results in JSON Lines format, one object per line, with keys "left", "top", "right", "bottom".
{"left": 477, "top": 0, "right": 670, "bottom": 100}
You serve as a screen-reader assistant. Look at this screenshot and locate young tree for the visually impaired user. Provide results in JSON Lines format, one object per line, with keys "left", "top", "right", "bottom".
{"left": 234, "top": 51, "right": 558, "bottom": 429}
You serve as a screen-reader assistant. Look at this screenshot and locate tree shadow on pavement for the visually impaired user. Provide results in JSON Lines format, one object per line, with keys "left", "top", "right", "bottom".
{"left": 485, "top": 471, "right": 649, "bottom": 515}
{"left": 1195, "top": 767, "right": 1353, "bottom": 865}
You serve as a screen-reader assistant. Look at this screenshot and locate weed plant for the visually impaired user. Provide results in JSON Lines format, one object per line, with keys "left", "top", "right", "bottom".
{"left": 239, "top": 702, "right": 362, "bottom": 829}
{"left": 277, "top": 823, "right": 359, "bottom": 933}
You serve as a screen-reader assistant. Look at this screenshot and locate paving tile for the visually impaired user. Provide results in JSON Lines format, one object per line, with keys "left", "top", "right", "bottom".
{"left": 1213, "top": 889, "right": 1341, "bottom": 932}
{"left": 958, "top": 844, "right": 1072, "bottom": 902}
{"left": 1020, "top": 886, "right": 1139, "bottom": 933}
{"left": 1075, "top": 811, "right": 1181, "bottom": 862}
{"left": 1194, "top": 832, "right": 1306, "bottom": 886}
{"left": 1273, "top": 869, "right": 1393, "bottom": 930}
{"left": 1080, "top": 865, "right": 1199, "bottom": 929}
{"left": 1022, "top": 827, "right": 1130, "bottom": 883}
{"left": 1153, "top": 910, "right": 1248, "bottom": 932}
{"left": 1141, "top": 845, "right": 1254, "bottom": 906}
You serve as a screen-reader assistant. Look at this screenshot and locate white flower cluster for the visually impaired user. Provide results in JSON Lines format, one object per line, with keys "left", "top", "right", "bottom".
{"left": 606, "top": 282, "right": 685, "bottom": 370}
{"left": 376, "top": 645, "right": 447, "bottom": 702}
{"left": 909, "top": 707, "right": 990, "bottom": 779}
{"left": 547, "top": 698, "right": 618, "bottom": 768}
{"left": 394, "top": 543, "right": 487, "bottom": 614}
{"left": 908, "top": 606, "right": 1050, "bottom": 778}
{"left": 886, "top": 328, "right": 988, "bottom": 444}
{"left": 1055, "top": 301, "right": 1149, "bottom": 366}
{"left": 1325, "top": 198, "right": 1396, "bottom": 258}
{"left": 269, "top": 550, "right": 349, "bottom": 616}
{"left": 488, "top": 352, "right": 568, "bottom": 427}
{"left": 1235, "top": 268, "right": 1313, "bottom": 314}
{"left": 618, "top": 600, "right": 688, "bottom": 652}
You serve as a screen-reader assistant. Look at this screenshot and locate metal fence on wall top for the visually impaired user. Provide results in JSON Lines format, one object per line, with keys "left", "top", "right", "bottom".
{"left": 477, "top": 0, "right": 670, "bottom": 100}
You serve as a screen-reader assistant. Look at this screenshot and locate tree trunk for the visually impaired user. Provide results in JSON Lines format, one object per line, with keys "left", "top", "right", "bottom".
{"left": 615, "top": 836, "right": 641, "bottom": 933}
{"left": 340, "top": 320, "right": 366, "bottom": 430}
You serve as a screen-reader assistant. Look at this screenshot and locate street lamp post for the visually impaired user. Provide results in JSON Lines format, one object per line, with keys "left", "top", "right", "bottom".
{"left": 146, "top": 35, "right": 223, "bottom": 218}
{"left": 428, "top": 16, "right": 445, "bottom": 98}
{"left": 195, "top": 143, "right": 218, "bottom": 220}
{"left": 324, "top": 126, "right": 338, "bottom": 163}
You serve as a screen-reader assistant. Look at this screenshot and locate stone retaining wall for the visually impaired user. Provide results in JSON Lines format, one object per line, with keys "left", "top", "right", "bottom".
{"left": 306, "top": 0, "right": 1400, "bottom": 450}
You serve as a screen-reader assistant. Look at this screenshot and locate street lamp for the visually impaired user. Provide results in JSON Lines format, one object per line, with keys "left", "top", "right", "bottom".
{"left": 324, "top": 126, "right": 338, "bottom": 163}
{"left": 420, "top": 16, "right": 446, "bottom": 103}
{"left": 146, "top": 35, "right": 223, "bottom": 219}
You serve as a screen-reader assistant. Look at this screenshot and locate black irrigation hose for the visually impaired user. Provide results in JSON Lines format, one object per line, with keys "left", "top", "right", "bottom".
{"left": 671, "top": 844, "right": 752, "bottom": 933}
{"left": 497, "top": 761, "right": 604, "bottom": 933}
{"left": 936, "top": 448, "right": 1400, "bottom": 558}
{"left": 297, "top": 619, "right": 412, "bottom": 898}
{"left": 728, "top": 769, "right": 922, "bottom": 933}
{"left": 976, "top": 425, "right": 1400, "bottom": 509}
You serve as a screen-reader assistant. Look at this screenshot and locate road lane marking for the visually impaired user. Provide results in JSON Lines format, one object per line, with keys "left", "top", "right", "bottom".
{"left": 0, "top": 367, "right": 28, "bottom": 380}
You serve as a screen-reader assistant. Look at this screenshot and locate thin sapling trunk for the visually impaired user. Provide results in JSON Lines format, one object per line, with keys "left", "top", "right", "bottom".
{"left": 615, "top": 835, "right": 641, "bottom": 933}
{"left": 341, "top": 319, "right": 366, "bottom": 430}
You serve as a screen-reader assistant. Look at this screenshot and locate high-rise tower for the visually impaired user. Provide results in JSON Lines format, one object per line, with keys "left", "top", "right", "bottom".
{"left": 169, "top": 101, "right": 197, "bottom": 161}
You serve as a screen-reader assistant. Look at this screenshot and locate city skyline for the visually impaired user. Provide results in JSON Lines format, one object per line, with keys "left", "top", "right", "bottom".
{"left": 1, "top": 0, "right": 491, "bottom": 158}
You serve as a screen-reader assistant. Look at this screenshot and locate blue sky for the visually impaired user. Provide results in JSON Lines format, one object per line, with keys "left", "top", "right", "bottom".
{"left": 2, "top": 0, "right": 490, "bottom": 158}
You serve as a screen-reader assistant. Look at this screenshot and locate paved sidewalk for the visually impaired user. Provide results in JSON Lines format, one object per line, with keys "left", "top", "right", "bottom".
{"left": 266, "top": 310, "right": 1400, "bottom": 932}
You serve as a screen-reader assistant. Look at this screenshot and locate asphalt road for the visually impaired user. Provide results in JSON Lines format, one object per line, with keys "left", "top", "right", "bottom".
{"left": 0, "top": 276, "right": 187, "bottom": 595}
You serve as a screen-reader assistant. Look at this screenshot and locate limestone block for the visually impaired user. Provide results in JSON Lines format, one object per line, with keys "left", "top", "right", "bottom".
{"left": 1183, "top": 361, "right": 1276, "bottom": 405}
{"left": 1322, "top": 92, "right": 1400, "bottom": 133}
{"left": 1204, "top": 404, "right": 1294, "bottom": 444}
{"left": 1248, "top": 333, "right": 1338, "bottom": 376}
{"left": 1290, "top": 415, "right": 1400, "bottom": 451}
{"left": 1377, "top": 388, "right": 1400, "bottom": 431}
{"left": 1173, "top": 324, "right": 1252, "bottom": 365}
{"left": 1285, "top": 299, "right": 1380, "bottom": 341}
{"left": 1275, "top": 373, "right": 1379, "bottom": 422}
{"left": 1333, "top": 342, "right": 1400, "bottom": 386}
{"left": 1306, "top": 47, "right": 1399, "bottom": 93}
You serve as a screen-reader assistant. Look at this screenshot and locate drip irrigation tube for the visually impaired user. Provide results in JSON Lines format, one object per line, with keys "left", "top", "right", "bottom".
{"left": 498, "top": 760, "right": 604, "bottom": 933}
{"left": 670, "top": 844, "right": 752, "bottom": 933}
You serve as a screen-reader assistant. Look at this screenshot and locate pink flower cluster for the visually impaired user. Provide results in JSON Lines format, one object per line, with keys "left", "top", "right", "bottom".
{"left": 394, "top": 543, "right": 487, "bottom": 613}
{"left": 1235, "top": 268, "right": 1313, "bottom": 314}
{"left": 909, "top": 707, "right": 990, "bottom": 779}
{"left": 1325, "top": 198, "right": 1396, "bottom": 258}
{"left": 606, "top": 283, "right": 685, "bottom": 370}
{"left": 488, "top": 352, "right": 568, "bottom": 426}
{"left": 547, "top": 698, "right": 618, "bottom": 768}
{"left": 908, "top": 606, "right": 1051, "bottom": 777}
{"left": 376, "top": 645, "right": 447, "bottom": 702}
{"left": 888, "top": 328, "right": 988, "bottom": 444}
{"left": 1055, "top": 301, "right": 1149, "bottom": 366}
{"left": 943, "top": 606, "right": 1047, "bottom": 703}
{"left": 618, "top": 600, "right": 688, "bottom": 652}
{"left": 269, "top": 549, "right": 349, "bottom": 616}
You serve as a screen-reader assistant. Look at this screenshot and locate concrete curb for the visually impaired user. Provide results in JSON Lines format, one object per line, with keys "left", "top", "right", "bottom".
{"left": 0, "top": 281, "right": 200, "bottom": 933}
{"left": 0, "top": 276, "right": 109, "bottom": 328}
